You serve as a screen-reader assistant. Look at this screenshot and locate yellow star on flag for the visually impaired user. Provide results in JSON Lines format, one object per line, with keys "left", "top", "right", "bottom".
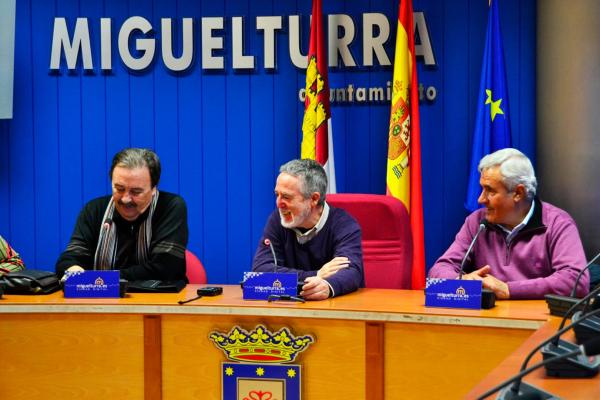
{"left": 485, "top": 89, "right": 504, "bottom": 122}
{"left": 256, "top": 367, "right": 265, "bottom": 377}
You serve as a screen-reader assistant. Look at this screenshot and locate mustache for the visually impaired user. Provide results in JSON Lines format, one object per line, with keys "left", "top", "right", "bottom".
{"left": 118, "top": 200, "right": 137, "bottom": 208}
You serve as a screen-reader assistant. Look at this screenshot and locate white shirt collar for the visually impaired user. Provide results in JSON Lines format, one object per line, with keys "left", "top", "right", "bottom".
{"left": 498, "top": 200, "right": 535, "bottom": 242}
{"left": 292, "top": 202, "right": 330, "bottom": 244}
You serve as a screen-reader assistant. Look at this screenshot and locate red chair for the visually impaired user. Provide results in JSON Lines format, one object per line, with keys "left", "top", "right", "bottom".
{"left": 185, "top": 249, "right": 207, "bottom": 284}
{"left": 326, "top": 193, "right": 413, "bottom": 289}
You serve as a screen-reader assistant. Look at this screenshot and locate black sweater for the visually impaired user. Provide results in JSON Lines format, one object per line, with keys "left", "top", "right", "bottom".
{"left": 55, "top": 191, "right": 188, "bottom": 281}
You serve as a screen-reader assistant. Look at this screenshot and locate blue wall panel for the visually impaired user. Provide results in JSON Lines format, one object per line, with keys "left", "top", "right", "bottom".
{"left": 32, "top": 0, "right": 60, "bottom": 269}
{"left": 177, "top": 0, "right": 205, "bottom": 277}
{"left": 1, "top": 0, "right": 536, "bottom": 283}
{"left": 8, "top": 0, "right": 35, "bottom": 267}
{"left": 0, "top": 122, "right": 9, "bottom": 236}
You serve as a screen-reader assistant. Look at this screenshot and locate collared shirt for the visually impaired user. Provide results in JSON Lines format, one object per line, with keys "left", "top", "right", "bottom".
{"left": 498, "top": 200, "right": 535, "bottom": 243}
{"left": 292, "top": 202, "right": 335, "bottom": 296}
{"left": 292, "top": 202, "right": 330, "bottom": 244}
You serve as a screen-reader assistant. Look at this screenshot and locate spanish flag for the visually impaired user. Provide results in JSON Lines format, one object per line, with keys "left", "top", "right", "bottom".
{"left": 386, "top": 0, "right": 425, "bottom": 289}
{"left": 301, "top": 0, "right": 336, "bottom": 193}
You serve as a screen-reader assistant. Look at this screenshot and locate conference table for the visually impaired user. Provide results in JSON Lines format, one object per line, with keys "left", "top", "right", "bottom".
{"left": 0, "top": 285, "right": 595, "bottom": 399}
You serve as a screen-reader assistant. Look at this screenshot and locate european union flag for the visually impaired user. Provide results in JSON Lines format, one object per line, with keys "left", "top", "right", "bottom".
{"left": 465, "top": 0, "right": 512, "bottom": 212}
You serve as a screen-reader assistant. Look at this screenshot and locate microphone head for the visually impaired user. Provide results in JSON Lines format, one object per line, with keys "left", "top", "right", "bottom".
{"left": 479, "top": 219, "right": 488, "bottom": 229}
{"left": 264, "top": 238, "right": 271, "bottom": 247}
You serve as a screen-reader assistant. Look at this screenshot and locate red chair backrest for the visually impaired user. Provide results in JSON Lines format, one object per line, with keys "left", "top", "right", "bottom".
{"left": 326, "top": 194, "right": 413, "bottom": 289}
{"left": 185, "top": 249, "right": 207, "bottom": 284}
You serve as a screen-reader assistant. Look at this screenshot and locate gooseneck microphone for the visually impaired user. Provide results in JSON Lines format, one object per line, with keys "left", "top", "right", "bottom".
{"left": 571, "top": 250, "right": 600, "bottom": 297}
{"left": 455, "top": 220, "right": 495, "bottom": 308}
{"left": 477, "top": 335, "right": 600, "bottom": 399}
{"left": 264, "top": 238, "right": 278, "bottom": 272}
{"left": 552, "top": 282, "right": 600, "bottom": 345}
{"left": 263, "top": 238, "right": 304, "bottom": 302}
{"left": 546, "top": 250, "right": 600, "bottom": 317}
{"left": 506, "top": 306, "right": 600, "bottom": 398}
{"left": 458, "top": 220, "right": 488, "bottom": 279}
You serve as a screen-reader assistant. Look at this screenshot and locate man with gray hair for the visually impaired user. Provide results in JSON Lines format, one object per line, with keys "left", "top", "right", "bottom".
{"left": 56, "top": 148, "right": 188, "bottom": 281}
{"left": 252, "top": 159, "right": 365, "bottom": 300}
{"left": 429, "top": 148, "right": 589, "bottom": 299}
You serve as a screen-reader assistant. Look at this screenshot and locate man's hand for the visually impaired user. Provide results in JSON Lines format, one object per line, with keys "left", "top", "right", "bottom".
{"left": 317, "top": 256, "right": 349, "bottom": 279}
{"left": 461, "top": 265, "right": 491, "bottom": 280}
{"left": 462, "top": 265, "right": 510, "bottom": 299}
{"left": 300, "top": 276, "right": 332, "bottom": 301}
{"left": 61, "top": 265, "right": 85, "bottom": 282}
{"left": 482, "top": 275, "right": 510, "bottom": 299}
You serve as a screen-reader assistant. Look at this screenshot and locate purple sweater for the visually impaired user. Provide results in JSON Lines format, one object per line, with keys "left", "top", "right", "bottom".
{"left": 252, "top": 206, "right": 365, "bottom": 297}
{"left": 429, "top": 199, "right": 589, "bottom": 299}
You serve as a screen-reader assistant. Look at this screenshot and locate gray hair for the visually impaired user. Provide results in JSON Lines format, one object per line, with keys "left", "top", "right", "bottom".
{"left": 279, "top": 159, "right": 327, "bottom": 206}
{"left": 478, "top": 148, "right": 537, "bottom": 199}
{"left": 110, "top": 148, "right": 161, "bottom": 188}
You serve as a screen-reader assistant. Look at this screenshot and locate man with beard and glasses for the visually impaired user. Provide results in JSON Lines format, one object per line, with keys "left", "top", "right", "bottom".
{"left": 252, "top": 159, "right": 365, "bottom": 300}
{"left": 429, "top": 148, "right": 588, "bottom": 300}
{"left": 55, "top": 148, "right": 188, "bottom": 281}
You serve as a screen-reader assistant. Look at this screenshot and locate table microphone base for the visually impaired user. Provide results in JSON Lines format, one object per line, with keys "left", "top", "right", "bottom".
{"left": 482, "top": 289, "right": 496, "bottom": 309}
{"left": 572, "top": 311, "right": 600, "bottom": 344}
{"left": 541, "top": 340, "right": 600, "bottom": 378}
{"left": 497, "top": 381, "right": 556, "bottom": 400}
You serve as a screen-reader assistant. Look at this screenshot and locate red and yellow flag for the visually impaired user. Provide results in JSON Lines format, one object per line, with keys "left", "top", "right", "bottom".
{"left": 301, "top": 0, "right": 336, "bottom": 193}
{"left": 387, "top": 0, "right": 425, "bottom": 289}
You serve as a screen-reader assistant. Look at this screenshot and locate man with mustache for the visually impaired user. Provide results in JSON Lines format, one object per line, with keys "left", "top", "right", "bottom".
{"left": 56, "top": 148, "right": 188, "bottom": 281}
{"left": 429, "top": 148, "right": 589, "bottom": 299}
{"left": 252, "top": 159, "right": 364, "bottom": 300}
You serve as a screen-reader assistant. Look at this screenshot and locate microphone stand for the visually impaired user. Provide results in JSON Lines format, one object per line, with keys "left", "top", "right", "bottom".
{"left": 478, "top": 348, "right": 582, "bottom": 400}
{"left": 457, "top": 221, "right": 495, "bottom": 308}
{"left": 545, "top": 250, "right": 600, "bottom": 317}
{"left": 478, "top": 335, "right": 600, "bottom": 399}
{"left": 458, "top": 222, "right": 487, "bottom": 279}
{"left": 502, "top": 308, "right": 600, "bottom": 399}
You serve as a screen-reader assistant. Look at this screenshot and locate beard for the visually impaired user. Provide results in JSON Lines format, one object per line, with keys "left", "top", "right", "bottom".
{"left": 279, "top": 202, "right": 312, "bottom": 229}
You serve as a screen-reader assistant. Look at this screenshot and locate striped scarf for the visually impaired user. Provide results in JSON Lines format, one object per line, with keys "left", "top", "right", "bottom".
{"left": 94, "top": 191, "right": 159, "bottom": 270}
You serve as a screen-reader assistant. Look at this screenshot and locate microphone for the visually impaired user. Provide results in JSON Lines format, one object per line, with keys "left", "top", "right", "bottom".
{"left": 550, "top": 282, "right": 600, "bottom": 347}
{"left": 571, "top": 251, "right": 600, "bottom": 297}
{"left": 571, "top": 306, "right": 600, "bottom": 344}
{"left": 557, "top": 253, "right": 600, "bottom": 344}
{"left": 477, "top": 335, "right": 600, "bottom": 400}
{"left": 505, "top": 307, "right": 600, "bottom": 399}
{"left": 458, "top": 220, "right": 488, "bottom": 279}
{"left": 457, "top": 220, "right": 495, "bottom": 309}
{"left": 261, "top": 238, "right": 304, "bottom": 300}
{"left": 545, "top": 250, "right": 600, "bottom": 317}
{"left": 536, "top": 284, "right": 600, "bottom": 380}
{"left": 264, "top": 238, "right": 278, "bottom": 272}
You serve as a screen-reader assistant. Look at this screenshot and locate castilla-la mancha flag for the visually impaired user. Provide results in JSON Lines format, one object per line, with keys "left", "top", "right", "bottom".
{"left": 301, "top": 0, "right": 336, "bottom": 193}
{"left": 386, "top": 0, "right": 425, "bottom": 289}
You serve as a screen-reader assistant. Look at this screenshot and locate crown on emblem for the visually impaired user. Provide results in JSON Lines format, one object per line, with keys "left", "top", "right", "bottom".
{"left": 94, "top": 277, "right": 105, "bottom": 285}
{"left": 272, "top": 279, "right": 282, "bottom": 288}
{"left": 209, "top": 325, "right": 313, "bottom": 363}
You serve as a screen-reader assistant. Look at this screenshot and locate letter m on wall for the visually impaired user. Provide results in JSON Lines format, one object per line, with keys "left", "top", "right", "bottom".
{"left": 50, "top": 17, "right": 93, "bottom": 70}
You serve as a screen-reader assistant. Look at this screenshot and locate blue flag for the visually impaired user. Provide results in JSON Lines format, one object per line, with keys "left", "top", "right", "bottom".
{"left": 465, "top": 0, "right": 512, "bottom": 212}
